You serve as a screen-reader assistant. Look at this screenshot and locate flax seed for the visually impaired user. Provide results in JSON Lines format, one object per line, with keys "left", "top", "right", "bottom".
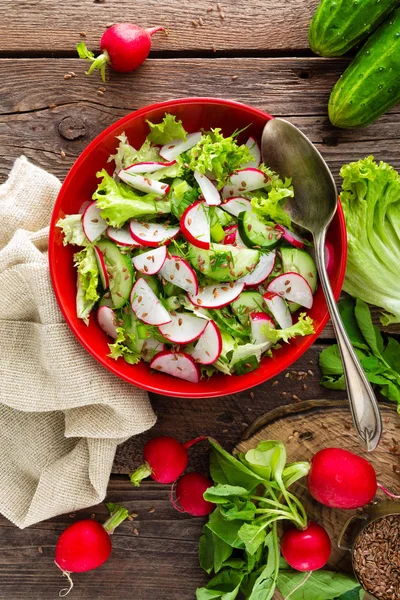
{"left": 79, "top": 31, "right": 87, "bottom": 37}
{"left": 231, "top": 75, "right": 238, "bottom": 81}
{"left": 307, "top": 369, "right": 314, "bottom": 376}
{"left": 64, "top": 74, "right": 72, "bottom": 80}
{"left": 133, "top": 528, "right": 139, "bottom": 535}
{"left": 292, "top": 394, "right": 300, "bottom": 401}
{"left": 60, "top": 149, "right": 66, "bottom": 158}
{"left": 272, "top": 380, "right": 279, "bottom": 386}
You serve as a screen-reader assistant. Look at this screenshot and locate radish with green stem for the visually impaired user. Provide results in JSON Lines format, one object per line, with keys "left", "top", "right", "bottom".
{"left": 170, "top": 472, "right": 215, "bottom": 516}
{"left": 130, "top": 435, "right": 207, "bottom": 486}
{"left": 55, "top": 503, "right": 129, "bottom": 597}
{"left": 281, "top": 521, "right": 331, "bottom": 571}
{"left": 76, "top": 23, "right": 166, "bottom": 82}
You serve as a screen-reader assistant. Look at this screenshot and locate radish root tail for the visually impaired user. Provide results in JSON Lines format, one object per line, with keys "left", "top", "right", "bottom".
{"left": 170, "top": 480, "right": 185, "bottom": 513}
{"left": 55, "top": 561, "right": 74, "bottom": 597}
{"left": 284, "top": 571, "right": 312, "bottom": 600}
{"left": 378, "top": 482, "right": 400, "bottom": 500}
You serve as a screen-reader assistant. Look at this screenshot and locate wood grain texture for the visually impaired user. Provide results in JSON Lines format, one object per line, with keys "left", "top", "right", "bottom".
{"left": 236, "top": 401, "right": 400, "bottom": 578}
{"left": 0, "top": 0, "right": 318, "bottom": 54}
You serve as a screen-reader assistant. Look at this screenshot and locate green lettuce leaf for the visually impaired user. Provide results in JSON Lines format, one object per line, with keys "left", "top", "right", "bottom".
{"left": 108, "top": 133, "right": 160, "bottom": 172}
{"left": 93, "top": 169, "right": 170, "bottom": 228}
{"left": 340, "top": 156, "right": 400, "bottom": 324}
{"left": 146, "top": 114, "right": 187, "bottom": 145}
{"left": 185, "top": 128, "right": 253, "bottom": 188}
{"left": 74, "top": 246, "right": 99, "bottom": 303}
{"left": 107, "top": 327, "right": 141, "bottom": 364}
{"left": 56, "top": 214, "right": 88, "bottom": 246}
{"left": 262, "top": 313, "right": 314, "bottom": 343}
{"left": 251, "top": 166, "right": 294, "bottom": 228}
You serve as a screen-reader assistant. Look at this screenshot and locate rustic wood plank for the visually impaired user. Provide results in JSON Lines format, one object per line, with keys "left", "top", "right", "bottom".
{"left": 0, "top": 0, "right": 318, "bottom": 54}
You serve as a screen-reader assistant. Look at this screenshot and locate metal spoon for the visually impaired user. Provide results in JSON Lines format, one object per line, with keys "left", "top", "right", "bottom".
{"left": 261, "top": 117, "right": 382, "bottom": 451}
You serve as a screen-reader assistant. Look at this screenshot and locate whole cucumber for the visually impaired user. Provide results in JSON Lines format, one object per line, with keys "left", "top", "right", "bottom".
{"left": 329, "top": 8, "right": 400, "bottom": 129}
{"left": 309, "top": 0, "right": 398, "bottom": 57}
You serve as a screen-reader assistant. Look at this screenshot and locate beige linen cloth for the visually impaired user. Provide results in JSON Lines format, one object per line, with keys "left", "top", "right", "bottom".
{"left": 0, "top": 156, "right": 156, "bottom": 528}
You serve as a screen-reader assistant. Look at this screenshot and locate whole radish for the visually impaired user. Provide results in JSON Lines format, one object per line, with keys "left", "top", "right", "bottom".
{"left": 76, "top": 23, "right": 165, "bottom": 81}
{"left": 281, "top": 521, "right": 331, "bottom": 572}
{"left": 130, "top": 436, "right": 207, "bottom": 486}
{"left": 171, "top": 472, "right": 215, "bottom": 516}
{"left": 55, "top": 503, "right": 128, "bottom": 596}
{"left": 308, "top": 448, "right": 400, "bottom": 509}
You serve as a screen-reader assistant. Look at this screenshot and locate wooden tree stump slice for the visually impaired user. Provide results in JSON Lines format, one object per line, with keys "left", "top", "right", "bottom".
{"left": 235, "top": 400, "right": 400, "bottom": 594}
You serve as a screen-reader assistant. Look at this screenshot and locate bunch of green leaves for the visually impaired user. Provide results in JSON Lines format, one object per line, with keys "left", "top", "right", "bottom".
{"left": 320, "top": 297, "right": 400, "bottom": 411}
{"left": 197, "top": 439, "right": 363, "bottom": 600}
{"left": 250, "top": 165, "right": 294, "bottom": 228}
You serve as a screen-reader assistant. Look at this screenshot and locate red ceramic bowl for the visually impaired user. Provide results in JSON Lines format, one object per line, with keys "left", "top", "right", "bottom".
{"left": 49, "top": 97, "right": 347, "bottom": 398}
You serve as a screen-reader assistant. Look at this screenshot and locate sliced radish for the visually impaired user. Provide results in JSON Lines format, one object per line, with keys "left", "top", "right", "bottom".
{"left": 325, "top": 240, "right": 334, "bottom": 275}
{"left": 97, "top": 306, "right": 118, "bottom": 339}
{"left": 194, "top": 171, "right": 221, "bottom": 206}
{"left": 130, "top": 278, "right": 172, "bottom": 325}
{"left": 189, "top": 321, "right": 222, "bottom": 365}
{"left": 250, "top": 312, "right": 275, "bottom": 346}
{"left": 132, "top": 246, "right": 167, "bottom": 275}
{"left": 107, "top": 226, "right": 141, "bottom": 247}
{"left": 243, "top": 136, "right": 261, "bottom": 168}
{"left": 263, "top": 292, "right": 293, "bottom": 329}
{"left": 118, "top": 170, "right": 170, "bottom": 196}
{"left": 221, "top": 197, "right": 252, "bottom": 217}
{"left": 82, "top": 201, "right": 108, "bottom": 242}
{"left": 189, "top": 282, "right": 244, "bottom": 309}
{"left": 94, "top": 246, "right": 109, "bottom": 289}
{"left": 159, "top": 132, "right": 202, "bottom": 161}
{"left": 78, "top": 199, "right": 92, "bottom": 215}
{"left": 159, "top": 255, "right": 198, "bottom": 295}
{"left": 141, "top": 338, "right": 165, "bottom": 363}
{"left": 275, "top": 225, "right": 305, "bottom": 249}
{"left": 223, "top": 224, "right": 238, "bottom": 245}
{"left": 267, "top": 272, "right": 313, "bottom": 309}
{"left": 129, "top": 221, "right": 180, "bottom": 248}
{"left": 222, "top": 168, "right": 270, "bottom": 199}
{"left": 123, "top": 160, "right": 176, "bottom": 174}
{"left": 180, "top": 201, "right": 210, "bottom": 250}
{"left": 150, "top": 350, "right": 200, "bottom": 383}
{"left": 158, "top": 312, "right": 207, "bottom": 344}
{"left": 238, "top": 252, "right": 276, "bottom": 288}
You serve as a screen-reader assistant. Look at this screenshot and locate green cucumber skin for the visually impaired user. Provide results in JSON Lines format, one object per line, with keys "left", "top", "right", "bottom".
{"left": 309, "top": 0, "right": 398, "bottom": 57}
{"left": 329, "top": 8, "right": 400, "bottom": 128}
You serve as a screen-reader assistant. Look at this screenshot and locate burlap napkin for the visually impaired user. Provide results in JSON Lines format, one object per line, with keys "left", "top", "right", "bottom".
{"left": 0, "top": 156, "right": 156, "bottom": 528}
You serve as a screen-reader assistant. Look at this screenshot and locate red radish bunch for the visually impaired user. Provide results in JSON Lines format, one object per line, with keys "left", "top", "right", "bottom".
{"left": 171, "top": 473, "right": 215, "bottom": 517}
{"left": 130, "top": 436, "right": 207, "bottom": 486}
{"left": 76, "top": 23, "right": 165, "bottom": 81}
{"left": 281, "top": 521, "right": 331, "bottom": 572}
{"left": 55, "top": 504, "right": 128, "bottom": 596}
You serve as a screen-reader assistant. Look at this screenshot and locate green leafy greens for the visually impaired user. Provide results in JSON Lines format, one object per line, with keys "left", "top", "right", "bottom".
{"left": 146, "top": 113, "right": 187, "bottom": 145}
{"left": 320, "top": 296, "right": 400, "bottom": 411}
{"left": 340, "top": 156, "right": 400, "bottom": 325}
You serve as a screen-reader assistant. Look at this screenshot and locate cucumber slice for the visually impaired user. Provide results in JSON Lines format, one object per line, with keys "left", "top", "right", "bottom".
{"left": 280, "top": 247, "right": 317, "bottom": 313}
{"left": 210, "top": 206, "right": 233, "bottom": 228}
{"left": 99, "top": 292, "right": 114, "bottom": 308}
{"left": 231, "top": 291, "right": 265, "bottom": 325}
{"left": 238, "top": 212, "right": 281, "bottom": 249}
{"left": 187, "top": 243, "right": 260, "bottom": 282}
{"left": 96, "top": 240, "right": 134, "bottom": 309}
{"left": 210, "top": 223, "right": 225, "bottom": 243}
{"left": 164, "top": 296, "right": 181, "bottom": 311}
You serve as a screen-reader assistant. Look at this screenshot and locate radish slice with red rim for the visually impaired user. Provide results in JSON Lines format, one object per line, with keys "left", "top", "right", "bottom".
{"left": 267, "top": 272, "right": 313, "bottom": 309}
{"left": 159, "top": 132, "right": 202, "bottom": 161}
{"left": 129, "top": 220, "right": 180, "bottom": 247}
{"left": 118, "top": 170, "right": 170, "bottom": 195}
{"left": 275, "top": 224, "right": 305, "bottom": 249}
{"left": 189, "top": 281, "right": 244, "bottom": 309}
{"left": 223, "top": 225, "right": 238, "bottom": 245}
{"left": 130, "top": 277, "right": 172, "bottom": 325}
{"left": 194, "top": 171, "right": 221, "bottom": 206}
{"left": 238, "top": 251, "right": 276, "bottom": 288}
{"left": 250, "top": 312, "right": 275, "bottom": 346}
{"left": 122, "top": 160, "right": 176, "bottom": 174}
{"left": 158, "top": 312, "right": 207, "bottom": 344}
{"left": 82, "top": 201, "right": 108, "bottom": 242}
{"left": 132, "top": 246, "right": 167, "bottom": 275}
{"left": 221, "top": 197, "right": 252, "bottom": 217}
{"left": 94, "top": 246, "right": 109, "bottom": 289}
{"left": 97, "top": 306, "right": 118, "bottom": 339}
{"left": 78, "top": 199, "right": 92, "bottom": 215}
{"left": 263, "top": 292, "right": 292, "bottom": 329}
{"left": 107, "top": 226, "right": 141, "bottom": 247}
{"left": 189, "top": 321, "right": 222, "bottom": 364}
{"left": 221, "top": 168, "right": 270, "bottom": 199}
{"left": 141, "top": 338, "right": 165, "bottom": 363}
{"left": 243, "top": 136, "right": 261, "bottom": 168}
{"left": 159, "top": 255, "right": 198, "bottom": 295}
{"left": 150, "top": 350, "right": 200, "bottom": 383}
{"left": 180, "top": 201, "right": 210, "bottom": 249}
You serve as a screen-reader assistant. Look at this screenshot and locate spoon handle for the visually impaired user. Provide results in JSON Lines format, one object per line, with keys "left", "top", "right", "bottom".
{"left": 314, "top": 231, "right": 382, "bottom": 451}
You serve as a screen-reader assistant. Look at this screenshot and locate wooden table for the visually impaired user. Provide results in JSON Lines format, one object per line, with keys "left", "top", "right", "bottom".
{"left": 0, "top": 1, "right": 399, "bottom": 598}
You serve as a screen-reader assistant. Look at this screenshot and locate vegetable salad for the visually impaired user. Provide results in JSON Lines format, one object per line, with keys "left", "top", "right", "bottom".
{"left": 57, "top": 114, "right": 317, "bottom": 383}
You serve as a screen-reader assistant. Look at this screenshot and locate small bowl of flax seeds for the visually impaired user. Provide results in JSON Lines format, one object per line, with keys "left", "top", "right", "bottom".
{"left": 349, "top": 505, "right": 400, "bottom": 600}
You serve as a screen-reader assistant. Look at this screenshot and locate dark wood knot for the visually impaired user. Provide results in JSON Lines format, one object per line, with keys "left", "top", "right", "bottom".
{"left": 58, "top": 116, "right": 86, "bottom": 140}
